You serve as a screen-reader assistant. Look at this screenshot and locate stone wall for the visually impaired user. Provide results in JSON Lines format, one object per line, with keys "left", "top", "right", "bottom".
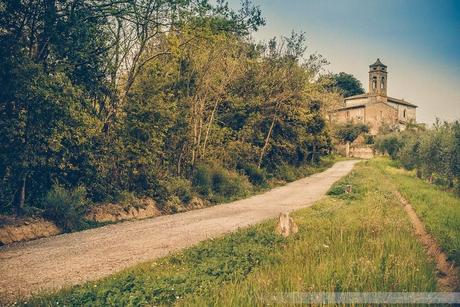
{"left": 364, "top": 102, "right": 398, "bottom": 134}
{"left": 336, "top": 144, "right": 375, "bottom": 159}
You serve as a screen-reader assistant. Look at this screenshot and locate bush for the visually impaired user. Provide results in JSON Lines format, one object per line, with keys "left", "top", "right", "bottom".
{"left": 374, "top": 133, "right": 403, "bottom": 159}
{"left": 162, "top": 178, "right": 193, "bottom": 204}
{"left": 364, "top": 134, "right": 374, "bottom": 145}
{"left": 42, "top": 184, "right": 89, "bottom": 232}
{"left": 192, "top": 164, "right": 251, "bottom": 203}
{"left": 398, "top": 136, "right": 420, "bottom": 170}
{"left": 376, "top": 121, "right": 460, "bottom": 193}
{"left": 114, "top": 191, "right": 147, "bottom": 209}
{"left": 274, "top": 163, "right": 297, "bottom": 182}
{"left": 162, "top": 196, "right": 186, "bottom": 214}
{"left": 211, "top": 167, "right": 251, "bottom": 202}
{"left": 237, "top": 163, "right": 268, "bottom": 187}
{"left": 192, "top": 165, "right": 213, "bottom": 197}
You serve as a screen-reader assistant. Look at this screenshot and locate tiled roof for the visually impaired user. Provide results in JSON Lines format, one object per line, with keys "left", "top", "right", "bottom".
{"left": 387, "top": 96, "right": 417, "bottom": 108}
{"left": 344, "top": 93, "right": 369, "bottom": 100}
{"left": 370, "top": 58, "right": 387, "bottom": 67}
{"left": 335, "top": 104, "right": 366, "bottom": 111}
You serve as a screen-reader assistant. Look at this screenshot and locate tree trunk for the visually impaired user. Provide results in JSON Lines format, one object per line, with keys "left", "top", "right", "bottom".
{"left": 345, "top": 141, "right": 350, "bottom": 158}
{"left": 202, "top": 99, "right": 219, "bottom": 158}
{"left": 258, "top": 113, "right": 277, "bottom": 168}
{"left": 17, "top": 176, "right": 26, "bottom": 214}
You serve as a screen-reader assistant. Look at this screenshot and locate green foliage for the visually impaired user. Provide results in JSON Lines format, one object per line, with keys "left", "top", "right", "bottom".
{"left": 192, "top": 165, "right": 214, "bottom": 197}
{"left": 375, "top": 121, "right": 460, "bottom": 193}
{"left": 193, "top": 164, "right": 252, "bottom": 203}
{"left": 324, "top": 72, "right": 365, "bottom": 97}
{"left": 363, "top": 134, "right": 375, "bottom": 145}
{"left": 237, "top": 163, "right": 268, "bottom": 187}
{"left": 162, "top": 178, "right": 194, "bottom": 204}
{"left": 374, "top": 133, "right": 403, "bottom": 159}
{"left": 0, "top": 0, "right": 337, "bottom": 233}
{"left": 274, "top": 163, "right": 297, "bottom": 182}
{"left": 335, "top": 123, "right": 369, "bottom": 144}
{"left": 42, "top": 184, "right": 89, "bottom": 232}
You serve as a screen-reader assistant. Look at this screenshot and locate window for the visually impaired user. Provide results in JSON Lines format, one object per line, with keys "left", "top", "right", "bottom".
{"left": 403, "top": 109, "right": 406, "bottom": 118}
{"left": 372, "top": 77, "right": 377, "bottom": 90}
{"left": 380, "top": 111, "right": 383, "bottom": 118}
{"left": 346, "top": 111, "right": 350, "bottom": 118}
{"left": 381, "top": 77, "right": 385, "bottom": 89}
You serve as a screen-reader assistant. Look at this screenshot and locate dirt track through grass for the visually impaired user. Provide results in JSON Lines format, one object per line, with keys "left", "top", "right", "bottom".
{"left": 0, "top": 160, "right": 358, "bottom": 304}
{"left": 395, "top": 191, "right": 460, "bottom": 291}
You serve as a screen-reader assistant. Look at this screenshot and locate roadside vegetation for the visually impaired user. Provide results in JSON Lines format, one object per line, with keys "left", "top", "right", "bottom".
{"left": 26, "top": 160, "right": 442, "bottom": 306}
{"left": 375, "top": 158, "right": 460, "bottom": 265}
{"left": 375, "top": 120, "right": 460, "bottom": 195}
{"left": 0, "top": 0, "right": 359, "bottom": 231}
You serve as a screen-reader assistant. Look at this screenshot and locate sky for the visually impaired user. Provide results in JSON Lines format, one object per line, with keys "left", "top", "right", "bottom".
{"left": 228, "top": 0, "right": 460, "bottom": 124}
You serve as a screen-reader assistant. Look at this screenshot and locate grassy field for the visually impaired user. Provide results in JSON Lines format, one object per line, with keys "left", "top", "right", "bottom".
{"left": 376, "top": 158, "right": 460, "bottom": 265}
{"left": 24, "top": 159, "right": 443, "bottom": 306}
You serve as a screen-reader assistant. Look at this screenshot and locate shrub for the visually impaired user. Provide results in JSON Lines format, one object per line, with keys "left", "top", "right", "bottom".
{"left": 399, "top": 136, "right": 420, "bottom": 170}
{"left": 375, "top": 133, "right": 403, "bottom": 159}
{"left": 163, "top": 178, "right": 193, "bottom": 204}
{"left": 275, "top": 163, "right": 297, "bottom": 182}
{"left": 335, "top": 123, "right": 369, "bottom": 144}
{"left": 364, "top": 134, "right": 375, "bottom": 145}
{"left": 42, "top": 184, "right": 89, "bottom": 232}
{"left": 211, "top": 167, "right": 250, "bottom": 201}
{"left": 192, "top": 164, "right": 251, "bottom": 203}
{"left": 115, "top": 191, "right": 147, "bottom": 209}
{"left": 192, "top": 164, "right": 213, "bottom": 197}
{"left": 162, "top": 196, "right": 185, "bottom": 214}
{"left": 237, "top": 163, "right": 268, "bottom": 187}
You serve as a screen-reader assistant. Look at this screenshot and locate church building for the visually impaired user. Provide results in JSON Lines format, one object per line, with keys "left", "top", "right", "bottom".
{"left": 333, "top": 59, "right": 417, "bottom": 135}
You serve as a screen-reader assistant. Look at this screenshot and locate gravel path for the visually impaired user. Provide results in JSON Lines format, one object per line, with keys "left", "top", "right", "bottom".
{"left": 0, "top": 160, "right": 358, "bottom": 303}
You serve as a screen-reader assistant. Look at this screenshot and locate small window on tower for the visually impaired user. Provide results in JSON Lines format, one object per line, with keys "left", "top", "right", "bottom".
{"left": 381, "top": 77, "right": 385, "bottom": 89}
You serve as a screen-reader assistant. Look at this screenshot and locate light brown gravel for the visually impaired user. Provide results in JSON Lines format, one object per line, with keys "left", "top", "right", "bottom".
{"left": 0, "top": 160, "right": 358, "bottom": 303}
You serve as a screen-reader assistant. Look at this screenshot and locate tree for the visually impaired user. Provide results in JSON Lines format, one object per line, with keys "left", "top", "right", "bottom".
{"left": 335, "top": 123, "right": 369, "bottom": 144}
{"left": 334, "top": 123, "right": 369, "bottom": 157}
{"left": 325, "top": 72, "right": 365, "bottom": 98}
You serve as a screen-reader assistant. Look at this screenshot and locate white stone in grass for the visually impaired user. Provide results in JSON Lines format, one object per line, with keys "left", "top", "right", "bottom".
{"left": 275, "top": 212, "right": 298, "bottom": 237}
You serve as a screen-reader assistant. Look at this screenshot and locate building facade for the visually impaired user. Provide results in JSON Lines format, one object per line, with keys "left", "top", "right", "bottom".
{"left": 333, "top": 59, "right": 417, "bottom": 135}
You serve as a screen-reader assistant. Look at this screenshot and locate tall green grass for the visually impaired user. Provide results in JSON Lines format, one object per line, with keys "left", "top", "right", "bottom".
{"left": 25, "top": 160, "right": 438, "bottom": 306}
{"left": 178, "top": 161, "right": 437, "bottom": 306}
{"left": 375, "top": 157, "right": 460, "bottom": 265}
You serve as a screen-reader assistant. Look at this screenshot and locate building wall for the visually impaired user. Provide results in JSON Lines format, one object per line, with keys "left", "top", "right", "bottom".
{"left": 364, "top": 102, "right": 398, "bottom": 135}
{"left": 334, "top": 102, "right": 399, "bottom": 135}
{"left": 386, "top": 102, "right": 416, "bottom": 123}
{"left": 333, "top": 107, "right": 365, "bottom": 124}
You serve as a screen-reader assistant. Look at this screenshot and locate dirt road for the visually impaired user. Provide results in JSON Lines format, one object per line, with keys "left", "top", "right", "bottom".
{"left": 0, "top": 160, "right": 357, "bottom": 302}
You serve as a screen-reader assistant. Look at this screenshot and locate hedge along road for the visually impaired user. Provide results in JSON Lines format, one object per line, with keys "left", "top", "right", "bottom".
{"left": 0, "top": 160, "right": 358, "bottom": 303}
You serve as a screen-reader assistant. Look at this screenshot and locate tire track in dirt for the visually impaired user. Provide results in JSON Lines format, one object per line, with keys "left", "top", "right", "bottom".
{"left": 395, "top": 191, "right": 460, "bottom": 291}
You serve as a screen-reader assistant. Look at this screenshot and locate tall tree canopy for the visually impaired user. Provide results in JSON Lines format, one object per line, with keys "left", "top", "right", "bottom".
{"left": 324, "top": 72, "right": 365, "bottom": 98}
{"left": 0, "top": 0, "right": 338, "bottom": 216}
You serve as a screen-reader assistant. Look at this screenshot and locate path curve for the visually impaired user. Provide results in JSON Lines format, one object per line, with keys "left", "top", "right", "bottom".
{"left": 0, "top": 160, "right": 358, "bottom": 302}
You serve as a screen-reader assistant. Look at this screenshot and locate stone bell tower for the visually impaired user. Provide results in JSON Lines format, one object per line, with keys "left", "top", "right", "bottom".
{"left": 369, "top": 58, "right": 387, "bottom": 96}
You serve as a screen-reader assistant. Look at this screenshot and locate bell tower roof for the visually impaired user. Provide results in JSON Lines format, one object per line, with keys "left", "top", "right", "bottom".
{"left": 370, "top": 58, "right": 387, "bottom": 68}
{"left": 369, "top": 58, "right": 388, "bottom": 96}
